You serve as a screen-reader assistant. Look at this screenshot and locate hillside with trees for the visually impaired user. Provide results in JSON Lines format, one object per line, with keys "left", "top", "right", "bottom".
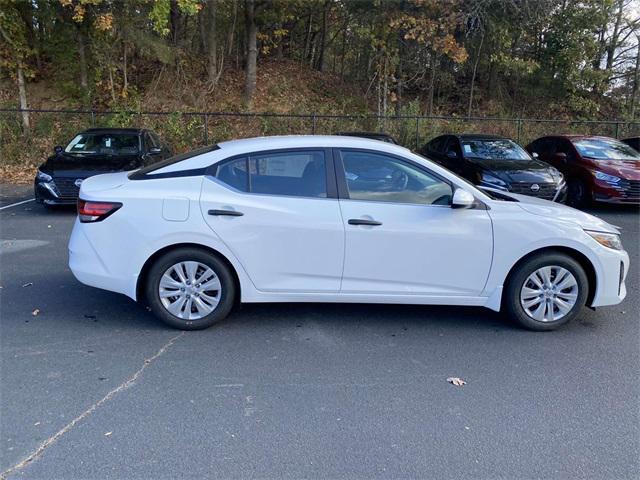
{"left": 1, "top": 0, "right": 639, "bottom": 181}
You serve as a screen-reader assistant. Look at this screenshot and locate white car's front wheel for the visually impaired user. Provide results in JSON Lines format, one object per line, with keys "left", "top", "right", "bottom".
{"left": 145, "top": 248, "right": 236, "bottom": 330}
{"left": 504, "top": 253, "right": 589, "bottom": 331}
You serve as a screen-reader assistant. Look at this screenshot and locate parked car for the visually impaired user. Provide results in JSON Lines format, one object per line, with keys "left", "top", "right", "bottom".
{"left": 527, "top": 135, "right": 640, "bottom": 206}
{"left": 621, "top": 137, "right": 639, "bottom": 152}
{"left": 335, "top": 131, "right": 398, "bottom": 144}
{"left": 69, "top": 135, "right": 628, "bottom": 332}
{"left": 418, "top": 134, "right": 566, "bottom": 202}
{"left": 35, "top": 128, "right": 171, "bottom": 206}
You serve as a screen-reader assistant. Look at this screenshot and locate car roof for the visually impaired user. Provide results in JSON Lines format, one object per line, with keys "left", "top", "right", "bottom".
{"left": 153, "top": 135, "right": 413, "bottom": 174}
{"left": 217, "top": 135, "right": 409, "bottom": 153}
{"left": 540, "top": 134, "right": 616, "bottom": 141}
{"left": 81, "top": 128, "right": 145, "bottom": 135}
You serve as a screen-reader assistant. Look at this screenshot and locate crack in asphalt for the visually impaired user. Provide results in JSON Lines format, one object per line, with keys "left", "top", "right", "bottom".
{"left": 0, "top": 331, "right": 185, "bottom": 479}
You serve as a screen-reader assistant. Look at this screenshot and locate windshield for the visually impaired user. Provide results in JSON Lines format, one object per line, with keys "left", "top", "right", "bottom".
{"left": 573, "top": 138, "right": 640, "bottom": 161}
{"left": 461, "top": 139, "right": 531, "bottom": 161}
{"left": 65, "top": 133, "right": 140, "bottom": 155}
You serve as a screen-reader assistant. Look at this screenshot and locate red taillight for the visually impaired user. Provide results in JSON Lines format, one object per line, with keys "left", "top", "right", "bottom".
{"left": 77, "top": 199, "right": 122, "bottom": 223}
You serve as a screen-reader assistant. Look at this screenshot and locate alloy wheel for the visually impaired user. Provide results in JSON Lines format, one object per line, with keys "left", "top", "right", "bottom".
{"left": 520, "top": 265, "right": 579, "bottom": 322}
{"left": 158, "top": 261, "right": 222, "bottom": 320}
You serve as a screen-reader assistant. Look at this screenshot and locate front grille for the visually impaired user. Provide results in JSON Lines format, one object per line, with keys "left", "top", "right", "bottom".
{"left": 619, "top": 179, "right": 640, "bottom": 201}
{"left": 509, "top": 182, "right": 557, "bottom": 200}
{"left": 53, "top": 177, "right": 81, "bottom": 199}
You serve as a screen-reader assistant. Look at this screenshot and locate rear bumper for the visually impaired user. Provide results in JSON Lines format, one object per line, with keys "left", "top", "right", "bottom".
{"left": 68, "top": 219, "right": 136, "bottom": 298}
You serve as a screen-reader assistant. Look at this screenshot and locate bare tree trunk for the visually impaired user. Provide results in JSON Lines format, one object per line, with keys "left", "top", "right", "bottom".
{"left": 17, "top": 65, "right": 30, "bottom": 131}
{"left": 206, "top": 0, "right": 218, "bottom": 84}
{"left": 227, "top": 0, "right": 237, "bottom": 56}
{"left": 315, "top": 1, "right": 329, "bottom": 71}
{"left": 123, "top": 43, "right": 128, "bottom": 96}
{"left": 605, "top": 0, "right": 624, "bottom": 71}
{"left": 467, "top": 32, "right": 484, "bottom": 118}
{"left": 243, "top": 0, "right": 258, "bottom": 108}
{"left": 78, "top": 29, "right": 88, "bottom": 90}
{"left": 428, "top": 53, "right": 438, "bottom": 115}
{"left": 631, "top": 38, "right": 640, "bottom": 119}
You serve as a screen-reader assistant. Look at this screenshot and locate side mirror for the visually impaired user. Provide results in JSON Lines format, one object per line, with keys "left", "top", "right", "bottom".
{"left": 149, "top": 147, "right": 162, "bottom": 154}
{"left": 553, "top": 152, "right": 567, "bottom": 163}
{"left": 54, "top": 145, "right": 63, "bottom": 154}
{"left": 532, "top": 152, "right": 539, "bottom": 159}
{"left": 446, "top": 150, "right": 458, "bottom": 159}
{"left": 451, "top": 189, "right": 475, "bottom": 209}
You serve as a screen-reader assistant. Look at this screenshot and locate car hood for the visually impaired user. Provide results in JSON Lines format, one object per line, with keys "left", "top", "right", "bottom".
{"left": 590, "top": 158, "right": 640, "bottom": 181}
{"left": 468, "top": 158, "right": 560, "bottom": 183}
{"left": 42, "top": 153, "right": 141, "bottom": 175}
{"left": 508, "top": 192, "right": 619, "bottom": 233}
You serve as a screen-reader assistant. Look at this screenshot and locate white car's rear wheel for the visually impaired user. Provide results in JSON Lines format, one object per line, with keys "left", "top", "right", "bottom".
{"left": 504, "top": 253, "right": 588, "bottom": 331}
{"left": 145, "top": 248, "right": 236, "bottom": 330}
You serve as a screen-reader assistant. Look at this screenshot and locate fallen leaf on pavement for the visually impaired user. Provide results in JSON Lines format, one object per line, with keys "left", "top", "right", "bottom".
{"left": 32, "top": 309, "right": 40, "bottom": 316}
{"left": 104, "top": 431, "right": 112, "bottom": 437}
{"left": 22, "top": 282, "right": 33, "bottom": 287}
{"left": 446, "top": 377, "right": 466, "bottom": 386}
{"left": 34, "top": 422, "right": 40, "bottom": 426}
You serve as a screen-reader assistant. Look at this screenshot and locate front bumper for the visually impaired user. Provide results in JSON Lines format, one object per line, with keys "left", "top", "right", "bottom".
{"left": 590, "top": 245, "right": 629, "bottom": 308}
{"left": 592, "top": 180, "right": 640, "bottom": 204}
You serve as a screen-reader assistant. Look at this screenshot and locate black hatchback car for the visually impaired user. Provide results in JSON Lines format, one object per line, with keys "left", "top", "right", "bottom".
{"left": 35, "top": 128, "right": 171, "bottom": 206}
{"left": 418, "top": 134, "right": 567, "bottom": 202}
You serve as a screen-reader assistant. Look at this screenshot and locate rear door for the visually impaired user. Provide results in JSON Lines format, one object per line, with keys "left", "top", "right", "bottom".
{"left": 200, "top": 148, "right": 345, "bottom": 293}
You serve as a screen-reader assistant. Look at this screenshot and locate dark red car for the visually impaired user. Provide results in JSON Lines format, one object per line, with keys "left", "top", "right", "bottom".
{"left": 526, "top": 135, "right": 640, "bottom": 206}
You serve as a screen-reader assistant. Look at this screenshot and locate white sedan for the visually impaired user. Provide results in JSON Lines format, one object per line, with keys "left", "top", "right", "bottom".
{"left": 69, "top": 135, "right": 629, "bottom": 331}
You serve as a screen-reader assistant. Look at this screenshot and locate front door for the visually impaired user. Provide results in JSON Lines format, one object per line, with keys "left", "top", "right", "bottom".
{"left": 200, "top": 148, "right": 344, "bottom": 292}
{"left": 336, "top": 149, "right": 493, "bottom": 296}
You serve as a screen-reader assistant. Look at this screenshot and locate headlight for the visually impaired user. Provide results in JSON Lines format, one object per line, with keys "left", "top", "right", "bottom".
{"left": 37, "top": 170, "right": 53, "bottom": 182}
{"left": 593, "top": 171, "right": 620, "bottom": 184}
{"left": 585, "top": 230, "right": 623, "bottom": 250}
{"left": 480, "top": 173, "right": 508, "bottom": 190}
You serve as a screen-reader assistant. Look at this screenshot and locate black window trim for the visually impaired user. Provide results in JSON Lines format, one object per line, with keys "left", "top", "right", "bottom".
{"left": 333, "top": 147, "right": 457, "bottom": 207}
{"left": 208, "top": 147, "right": 338, "bottom": 200}
{"left": 129, "top": 144, "right": 220, "bottom": 180}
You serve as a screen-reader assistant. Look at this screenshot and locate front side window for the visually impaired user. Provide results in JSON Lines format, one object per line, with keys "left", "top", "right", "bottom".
{"left": 65, "top": 133, "right": 140, "bottom": 155}
{"left": 340, "top": 151, "right": 452, "bottom": 205}
{"left": 216, "top": 151, "right": 327, "bottom": 198}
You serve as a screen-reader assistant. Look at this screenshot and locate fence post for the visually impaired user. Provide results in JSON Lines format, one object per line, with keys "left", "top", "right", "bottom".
{"left": 614, "top": 122, "right": 619, "bottom": 139}
{"left": 311, "top": 113, "right": 317, "bottom": 134}
{"left": 203, "top": 114, "right": 209, "bottom": 145}
{"left": 90, "top": 110, "right": 95, "bottom": 127}
{"left": 415, "top": 117, "right": 420, "bottom": 149}
{"left": 516, "top": 118, "right": 523, "bottom": 143}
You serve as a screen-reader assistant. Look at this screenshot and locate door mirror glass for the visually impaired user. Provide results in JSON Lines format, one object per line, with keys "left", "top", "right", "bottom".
{"left": 54, "top": 145, "right": 63, "bottom": 154}
{"left": 446, "top": 150, "right": 458, "bottom": 159}
{"left": 451, "top": 189, "right": 475, "bottom": 209}
{"left": 554, "top": 152, "right": 567, "bottom": 162}
{"left": 532, "top": 152, "right": 539, "bottom": 158}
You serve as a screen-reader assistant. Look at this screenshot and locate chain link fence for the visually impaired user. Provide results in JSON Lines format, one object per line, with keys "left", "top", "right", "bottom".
{"left": 2, "top": 108, "right": 639, "bottom": 167}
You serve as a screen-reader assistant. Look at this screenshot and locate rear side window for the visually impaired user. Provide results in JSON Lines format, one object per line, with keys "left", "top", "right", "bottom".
{"left": 428, "top": 136, "right": 447, "bottom": 154}
{"left": 130, "top": 144, "right": 219, "bottom": 179}
{"left": 216, "top": 151, "right": 327, "bottom": 198}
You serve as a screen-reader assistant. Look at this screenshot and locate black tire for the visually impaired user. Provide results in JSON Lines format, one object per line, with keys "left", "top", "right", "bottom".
{"left": 145, "top": 248, "right": 236, "bottom": 330}
{"left": 566, "top": 178, "right": 590, "bottom": 208}
{"left": 504, "top": 253, "right": 588, "bottom": 331}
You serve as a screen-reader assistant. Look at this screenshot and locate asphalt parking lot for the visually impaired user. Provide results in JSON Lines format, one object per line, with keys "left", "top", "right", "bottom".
{"left": 1, "top": 183, "right": 638, "bottom": 479}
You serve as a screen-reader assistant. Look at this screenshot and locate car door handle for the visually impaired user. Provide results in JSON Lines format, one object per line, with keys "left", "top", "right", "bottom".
{"left": 208, "top": 209, "right": 244, "bottom": 217}
{"left": 348, "top": 218, "right": 382, "bottom": 226}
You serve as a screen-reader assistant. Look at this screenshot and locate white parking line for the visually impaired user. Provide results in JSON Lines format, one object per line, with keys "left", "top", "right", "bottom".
{"left": 0, "top": 198, "right": 35, "bottom": 211}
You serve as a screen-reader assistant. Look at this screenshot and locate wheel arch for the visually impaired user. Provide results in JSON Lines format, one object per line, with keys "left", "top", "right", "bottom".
{"left": 503, "top": 246, "right": 597, "bottom": 307}
{"left": 136, "top": 243, "right": 242, "bottom": 307}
